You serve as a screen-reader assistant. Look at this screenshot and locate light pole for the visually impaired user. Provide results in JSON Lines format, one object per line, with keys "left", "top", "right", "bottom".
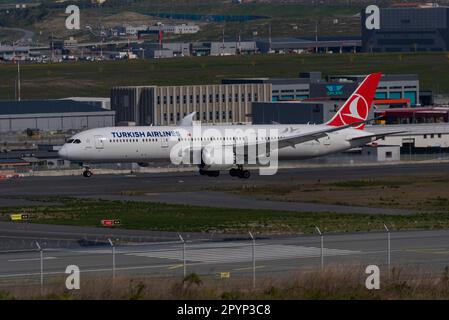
{"left": 35, "top": 241, "right": 43, "bottom": 293}
{"left": 384, "top": 224, "right": 391, "bottom": 278}
{"left": 178, "top": 234, "right": 186, "bottom": 278}
{"left": 249, "top": 232, "right": 256, "bottom": 289}
{"left": 108, "top": 238, "right": 115, "bottom": 285}
{"left": 17, "top": 59, "right": 21, "bottom": 101}
{"left": 315, "top": 226, "right": 323, "bottom": 270}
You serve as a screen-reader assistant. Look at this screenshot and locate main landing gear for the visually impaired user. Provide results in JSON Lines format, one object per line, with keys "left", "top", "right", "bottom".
{"left": 229, "top": 167, "right": 251, "bottom": 179}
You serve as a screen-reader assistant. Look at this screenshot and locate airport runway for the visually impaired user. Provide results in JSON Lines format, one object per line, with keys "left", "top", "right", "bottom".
{"left": 1, "top": 162, "right": 447, "bottom": 214}
{"left": 1, "top": 163, "right": 449, "bottom": 288}
{"left": 3, "top": 162, "right": 449, "bottom": 195}
{"left": 1, "top": 229, "right": 449, "bottom": 288}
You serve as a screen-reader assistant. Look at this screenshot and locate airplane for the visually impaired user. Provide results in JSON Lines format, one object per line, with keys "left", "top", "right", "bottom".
{"left": 58, "top": 72, "right": 405, "bottom": 178}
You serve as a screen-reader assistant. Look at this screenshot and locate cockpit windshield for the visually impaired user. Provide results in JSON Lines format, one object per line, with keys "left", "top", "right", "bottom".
{"left": 66, "top": 139, "right": 81, "bottom": 144}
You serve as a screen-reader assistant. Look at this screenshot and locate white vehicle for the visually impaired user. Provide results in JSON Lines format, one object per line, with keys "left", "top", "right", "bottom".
{"left": 58, "top": 73, "right": 404, "bottom": 178}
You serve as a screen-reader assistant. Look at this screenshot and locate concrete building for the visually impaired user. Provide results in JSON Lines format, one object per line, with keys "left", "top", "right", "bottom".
{"left": 191, "top": 41, "right": 258, "bottom": 56}
{"left": 149, "top": 48, "right": 174, "bottom": 59}
{"left": 0, "top": 100, "right": 115, "bottom": 133}
{"left": 256, "top": 37, "right": 362, "bottom": 54}
{"left": 361, "top": 145, "right": 401, "bottom": 162}
{"left": 223, "top": 72, "right": 421, "bottom": 105}
{"left": 252, "top": 101, "right": 337, "bottom": 125}
{"left": 362, "top": 4, "right": 449, "bottom": 52}
{"left": 149, "top": 24, "right": 200, "bottom": 34}
{"left": 60, "top": 97, "right": 111, "bottom": 110}
{"left": 162, "top": 43, "right": 191, "bottom": 57}
{"left": 0, "top": 46, "right": 30, "bottom": 62}
{"left": 125, "top": 24, "right": 200, "bottom": 36}
{"left": 111, "top": 84, "right": 272, "bottom": 126}
{"left": 367, "top": 123, "right": 449, "bottom": 151}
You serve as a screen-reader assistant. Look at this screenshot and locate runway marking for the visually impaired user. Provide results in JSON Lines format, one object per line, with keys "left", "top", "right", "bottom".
{"left": 125, "top": 243, "right": 360, "bottom": 264}
{"left": 405, "top": 248, "right": 448, "bottom": 254}
{"left": 168, "top": 264, "right": 184, "bottom": 270}
{"left": 8, "top": 257, "right": 57, "bottom": 262}
{"left": 233, "top": 266, "right": 265, "bottom": 271}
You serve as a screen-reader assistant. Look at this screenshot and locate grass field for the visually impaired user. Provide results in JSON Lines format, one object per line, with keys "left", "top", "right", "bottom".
{"left": 213, "top": 173, "right": 449, "bottom": 212}
{"left": 0, "top": 195, "right": 447, "bottom": 234}
{"left": 1, "top": 52, "right": 449, "bottom": 100}
{"left": 3, "top": 266, "right": 449, "bottom": 300}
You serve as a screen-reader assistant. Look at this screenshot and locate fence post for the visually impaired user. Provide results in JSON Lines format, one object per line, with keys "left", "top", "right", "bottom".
{"left": 315, "top": 227, "right": 323, "bottom": 270}
{"left": 108, "top": 238, "right": 115, "bottom": 285}
{"left": 249, "top": 232, "right": 256, "bottom": 289}
{"left": 178, "top": 234, "right": 186, "bottom": 278}
{"left": 34, "top": 241, "right": 43, "bottom": 294}
{"left": 384, "top": 224, "right": 391, "bottom": 278}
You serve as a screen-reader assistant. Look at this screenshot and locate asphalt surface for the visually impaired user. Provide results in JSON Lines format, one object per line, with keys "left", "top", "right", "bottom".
{"left": 1, "top": 163, "right": 449, "bottom": 288}
{"left": 2, "top": 162, "right": 447, "bottom": 214}
{"left": 1, "top": 229, "right": 449, "bottom": 287}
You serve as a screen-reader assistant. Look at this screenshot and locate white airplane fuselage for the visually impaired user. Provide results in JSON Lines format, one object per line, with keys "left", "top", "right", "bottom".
{"left": 58, "top": 124, "right": 374, "bottom": 164}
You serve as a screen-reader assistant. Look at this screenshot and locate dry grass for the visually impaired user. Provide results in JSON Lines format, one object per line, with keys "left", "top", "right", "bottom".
{"left": 217, "top": 173, "right": 449, "bottom": 212}
{"left": 3, "top": 265, "right": 449, "bottom": 300}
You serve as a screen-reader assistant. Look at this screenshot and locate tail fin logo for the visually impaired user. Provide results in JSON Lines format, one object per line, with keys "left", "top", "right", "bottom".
{"left": 326, "top": 72, "right": 382, "bottom": 130}
{"left": 342, "top": 94, "right": 369, "bottom": 124}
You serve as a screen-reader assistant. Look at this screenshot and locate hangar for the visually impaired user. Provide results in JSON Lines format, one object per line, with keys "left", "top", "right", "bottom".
{"left": 0, "top": 100, "right": 115, "bottom": 133}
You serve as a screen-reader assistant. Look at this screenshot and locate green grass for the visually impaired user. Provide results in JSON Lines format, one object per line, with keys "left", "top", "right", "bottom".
{"left": 1, "top": 52, "right": 449, "bottom": 100}
{"left": 0, "top": 197, "right": 448, "bottom": 234}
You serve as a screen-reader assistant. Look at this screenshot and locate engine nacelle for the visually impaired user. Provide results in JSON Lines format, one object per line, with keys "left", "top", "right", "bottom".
{"left": 200, "top": 145, "right": 236, "bottom": 171}
{"left": 137, "top": 162, "right": 150, "bottom": 167}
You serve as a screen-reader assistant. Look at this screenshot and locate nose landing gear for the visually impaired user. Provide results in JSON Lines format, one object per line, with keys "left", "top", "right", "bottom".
{"left": 81, "top": 165, "right": 93, "bottom": 178}
{"left": 83, "top": 170, "right": 92, "bottom": 178}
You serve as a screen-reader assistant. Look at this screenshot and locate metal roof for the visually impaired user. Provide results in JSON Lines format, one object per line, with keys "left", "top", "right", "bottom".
{"left": 0, "top": 100, "right": 108, "bottom": 115}
{"left": 367, "top": 123, "right": 449, "bottom": 135}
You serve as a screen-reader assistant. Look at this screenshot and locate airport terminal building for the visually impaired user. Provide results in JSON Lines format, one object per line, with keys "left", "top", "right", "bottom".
{"left": 362, "top": 4, "right": 449, "bottom": 52}
{"left": 111, "top": 84, "right": 272, "bottom": 125}
{"left": 223, "top": 72, "right": 421, "bottom": 105}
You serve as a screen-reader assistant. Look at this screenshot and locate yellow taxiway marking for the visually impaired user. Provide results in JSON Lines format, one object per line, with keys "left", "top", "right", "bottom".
{"left": 233, "top": 266, "right": 265, "bottom": 271}
{"left": 167, "top": 264, "right": 184, "bottom": 270}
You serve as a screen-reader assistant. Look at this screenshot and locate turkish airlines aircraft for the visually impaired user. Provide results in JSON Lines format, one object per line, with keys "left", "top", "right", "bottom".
{"left": 58, "top": 73, "right": 404, "bottom": 178}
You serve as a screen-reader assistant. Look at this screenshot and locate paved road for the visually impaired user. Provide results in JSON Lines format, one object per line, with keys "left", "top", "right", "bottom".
{"left": 0, "top": 221, "right": 247, "bottom": 251}
{"left": 1, "top": 229, "right": 449, "bottom": 288}
{"left": 0, "top": 27, "right": 34, "bottom": 44}
{"left": 1, "top": 163, "right": 446, "bottom": 214}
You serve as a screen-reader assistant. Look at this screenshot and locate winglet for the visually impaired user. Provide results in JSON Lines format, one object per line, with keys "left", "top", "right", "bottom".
{"left": 326, "top": 73, "right": 382, "bottom": 130}
{"left": 178, "top": 112, "right": 197, "bottom": 126}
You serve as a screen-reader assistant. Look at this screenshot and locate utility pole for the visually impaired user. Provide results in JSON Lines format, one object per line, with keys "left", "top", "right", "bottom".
{"left": 268, "top": 24, "right": 272, "bottom": 52}
{"left": 249, "top": 232, "right": 256, "bottom": 289}
{"left": 17, "top": 59, "right": 21, "bottom": 101}
{"left": 222, "top": 25, "right": 225, "bottom": 55}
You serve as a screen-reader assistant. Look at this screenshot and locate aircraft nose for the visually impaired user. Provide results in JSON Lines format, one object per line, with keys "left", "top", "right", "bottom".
{"left": 58, "top": 146, "right": 68, "bottom": 159}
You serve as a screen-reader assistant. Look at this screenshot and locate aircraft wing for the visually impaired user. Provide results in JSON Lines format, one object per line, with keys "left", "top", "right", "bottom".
{"left": 242, "top": 119, "right": 372, "bottom": 151}
{"left": 346, "top": 130, "right": 408, "bottom": 142}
